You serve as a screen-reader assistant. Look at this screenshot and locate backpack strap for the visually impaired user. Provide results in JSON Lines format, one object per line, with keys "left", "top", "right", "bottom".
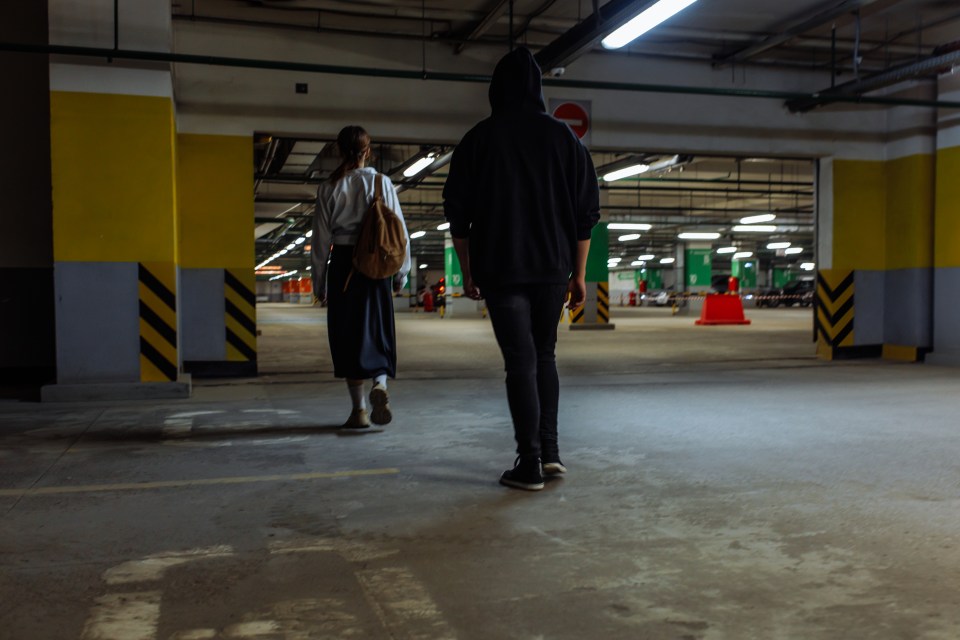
{"left": 344, "top": 173, "right": 384, "bottom": 293}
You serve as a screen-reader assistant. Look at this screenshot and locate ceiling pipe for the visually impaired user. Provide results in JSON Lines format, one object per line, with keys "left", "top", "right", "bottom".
{"left": 787, "top": 45, "right": 960, "bottom": 112}
{"left": 456, "top": 0, "right": 510, "bottom": 54}
{"left": 713, "top": 0, "right": 880, "bottom": 67}
{"left": 7, "top": 41, "right": 959, "bottom": 110}
{"left": 534, "top": 0, "right": 653, "bottom": 71}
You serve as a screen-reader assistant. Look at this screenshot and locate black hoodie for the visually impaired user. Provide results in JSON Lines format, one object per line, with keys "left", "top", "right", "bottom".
{"left": 443, "top": 47, "right": 600, "bottom": 289}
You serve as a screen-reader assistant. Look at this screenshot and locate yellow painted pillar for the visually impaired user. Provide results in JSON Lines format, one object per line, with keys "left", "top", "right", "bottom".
{"left": 177, "top": 134, "right": 257, "bottom": 376}
{"left": 42, "top": 2, "right": 186, "bottom": 400}
{"left": 930, "top": 76, "right": 960, "bottom": 365}
{"left": 818, "top": 126, "right": 935, "bottom": 362}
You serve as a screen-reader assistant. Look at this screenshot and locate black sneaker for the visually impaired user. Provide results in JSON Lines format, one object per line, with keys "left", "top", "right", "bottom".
{"left": 499, "top": 456, "right": 544, "bottom": 491}
{"left": 542, "top": 458, "right": 567, "bottom": 475}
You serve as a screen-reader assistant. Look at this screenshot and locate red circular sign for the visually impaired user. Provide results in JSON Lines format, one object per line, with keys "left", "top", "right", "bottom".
{"left": 552, "top": 102, "right": 589, "bottom": 139}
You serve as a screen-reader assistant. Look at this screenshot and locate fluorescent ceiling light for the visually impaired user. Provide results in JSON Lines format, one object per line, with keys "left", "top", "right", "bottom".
{"left": 785, "top": 247, "right": 804, "bottom": 255}
{"left": 418, "top": 263, "right": 428, "bottom": 269}
{"left": 716, "top": 246, "right": 737, "bottom": 254}
{"left": 278, "top": 249, "right": 288, "bottom": 255}
{"left": 678, "top": 232, "right": 720, "bottom": 240}
{"left": 739, "top": 213, "right": 776, "bottom": 224}
{"left": 767, "top": 242, "right": 791, "bottom": 250}
{"left": 305, "top": 230, "right": 313, "bottom": 238}
{"left": 732, "top": 225, "right": 777, "bottom": 233}
{"left": 638, "top": 254, "right": 655, "bottom": 261}
{"left": 410, "top": 230, "right": 426, "bottom": 239}
{"left": 608, "top": 223, "right": 652, "bottom": 231}
{"left": 618, "top": 233, "right": 641, "bottom": 242}
{"left": 602, "top": 0, "right": 699, "bottom": 49}
{"left": 285, "top": 243, "right": 296, "bottom": 250}
{"left": 648, "top": 154, "right": 681, "bottom": 172}
{"left": 608, "top": 257, "right": 623, "bottom": 263}
{"left": 603, "top": 164, "right": 649, "bottom": 182}
{"left": 437, "top": 222, "right": 450, "bottom": 231}
{"left": 630, "top": 260, "right": 643, "bottom": 266}
{"left": 801, "top": 262, "right": 816, "bottom": 271}
{"left": 660, "top": 257, "right": 676, "bottom": 264}
{"left": 733, "top": 252, "right": 754, "bottom": 259}
{"left": 403, "top": 153, "right": 437, "bottom": 178}
{"left": 295, "top": 237, "right": 306, "bottom": 245}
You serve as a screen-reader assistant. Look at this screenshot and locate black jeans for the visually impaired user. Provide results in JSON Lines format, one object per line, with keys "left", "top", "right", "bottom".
{"left": 484, "top": 284, "right": 569, "bottom": 460}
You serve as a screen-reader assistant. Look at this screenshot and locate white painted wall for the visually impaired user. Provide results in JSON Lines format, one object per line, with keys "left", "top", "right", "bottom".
{"left": 171, "top": 20, "right": 890, "bottom": 159}
{"left": 48, "top": 0, "right": 173, "bottom": 97}
{"left": 49, "top": 0, "right": 171, "bottom": 51}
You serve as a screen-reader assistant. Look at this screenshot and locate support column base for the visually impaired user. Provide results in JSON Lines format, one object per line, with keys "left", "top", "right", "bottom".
{"left": 569, "top": 324, "right": 616, "bottom": 331}
{"left": 926, "top": 349, "right": 960, "bottom": 366}
{"left": 41, "top": 375, "right": 192, "bottom": 402}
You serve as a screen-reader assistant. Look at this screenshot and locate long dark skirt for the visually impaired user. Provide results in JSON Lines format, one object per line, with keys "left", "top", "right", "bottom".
{"left": 326, "top": 244, "right": 397, "bottom": 379}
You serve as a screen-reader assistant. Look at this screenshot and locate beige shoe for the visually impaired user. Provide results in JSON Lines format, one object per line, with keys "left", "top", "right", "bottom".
{"left": 369, "top": 384, "right": 392, "bottom": 425}
{"left": 342, "top": 408, "right": 371, "bottom": 429}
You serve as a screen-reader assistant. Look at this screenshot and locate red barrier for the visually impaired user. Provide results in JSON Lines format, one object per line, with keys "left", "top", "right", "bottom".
{"left": 695, "top": 294, "right": 752, "bottom": 325}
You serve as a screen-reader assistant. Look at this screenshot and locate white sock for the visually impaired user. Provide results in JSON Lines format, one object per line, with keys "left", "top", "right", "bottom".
{"left": 348, "top": 383, "right": 366, "bottom": 410}
{"left": 374, "top": 374, "right": 388, "bottom": 388}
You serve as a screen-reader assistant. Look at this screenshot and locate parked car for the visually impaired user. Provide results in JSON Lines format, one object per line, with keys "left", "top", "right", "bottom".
{"left": 645, "top": 289, "right": 684, "bottom": 307}
{"left": 756, "top": 279, "right": 815, "bottom": 308}
{"left": 711, "top": 274, "right": 731, "bottom": 293}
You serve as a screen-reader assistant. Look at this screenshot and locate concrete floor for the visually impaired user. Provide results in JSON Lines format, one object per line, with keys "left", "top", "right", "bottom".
{"left": 2, "top": 303, "right": 959, "bottom": 639}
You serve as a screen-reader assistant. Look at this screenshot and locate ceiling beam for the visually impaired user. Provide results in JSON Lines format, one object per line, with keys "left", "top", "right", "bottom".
{"left": 534, "top": 0, "right": 653, "bottom": 71}
{"left": 713, "top": 0, "right": 880, "bottom": 67}
{"left": 456, "top": 0, "right": 510, "bottom": 54}
{"left": 787, "top": 46, "right": 960, "bottom": 112}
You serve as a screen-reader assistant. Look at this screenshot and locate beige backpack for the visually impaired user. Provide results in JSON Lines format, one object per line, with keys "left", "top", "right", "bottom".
{"left": 344, "top": 174, "right": 408, "bottom": 290}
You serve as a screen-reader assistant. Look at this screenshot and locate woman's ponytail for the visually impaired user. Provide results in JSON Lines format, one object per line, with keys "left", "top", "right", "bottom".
{"left": 330, "top": 125, "right": 372, "bottom": 183}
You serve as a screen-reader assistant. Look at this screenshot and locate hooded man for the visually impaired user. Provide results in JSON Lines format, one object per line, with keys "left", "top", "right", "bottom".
{"left": 443, "top": 47, "right": 601, "bottom": 491}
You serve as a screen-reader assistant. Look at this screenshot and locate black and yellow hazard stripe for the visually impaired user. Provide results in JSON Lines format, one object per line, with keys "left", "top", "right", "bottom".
{"left": 815, "top": 270, "right": 854, "bottom": 356}
{"left": 571, "top": 305, "right": 585, "bottom": 324}
{"left": 139, "top": 262, "right": 178, "bottom": 382}
{"left": 225, "top": 269, "right": 257, "bottom": 363}
{"left": 597, "top": 281, "right": 610, "bottom": 323}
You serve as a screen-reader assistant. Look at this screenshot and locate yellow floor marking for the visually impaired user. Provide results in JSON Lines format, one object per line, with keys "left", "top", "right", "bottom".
{"left": 0, "top": 468, "right": 399, "bottom": 497}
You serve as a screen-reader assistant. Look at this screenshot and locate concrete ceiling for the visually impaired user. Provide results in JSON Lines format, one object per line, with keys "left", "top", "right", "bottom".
{"left": 171, "top": 0, "right": 953, "bottom": 276}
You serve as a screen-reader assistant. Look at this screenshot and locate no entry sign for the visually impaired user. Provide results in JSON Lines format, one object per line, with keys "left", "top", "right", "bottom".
{"left": 552, "top": 101, "right": 590, "bottom": 139}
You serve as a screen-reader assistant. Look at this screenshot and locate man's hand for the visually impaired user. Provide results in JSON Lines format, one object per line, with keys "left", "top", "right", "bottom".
{"left": 463, "top": 275, "right": 481, "bottom": 300}
{"left": 567, "top": 277, "right": 586, "bottom": 309}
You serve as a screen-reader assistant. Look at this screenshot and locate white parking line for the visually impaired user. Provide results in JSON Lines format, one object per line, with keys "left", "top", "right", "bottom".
{"left": 81, "top": 591, "right": 162, "bottom": 640}
{"left": 104, "top": 546, "right": 234, "bottom": 585}
{"left": 85, "top": 534, "right": 453, "bottom": 640}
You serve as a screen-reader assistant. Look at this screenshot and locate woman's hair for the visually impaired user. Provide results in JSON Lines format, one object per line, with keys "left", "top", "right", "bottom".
{"left": 329, "top": 125, "right": 371, "bottom": 183}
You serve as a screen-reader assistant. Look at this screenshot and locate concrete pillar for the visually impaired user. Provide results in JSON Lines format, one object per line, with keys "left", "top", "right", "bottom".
{"left": 815, "top": 92, "right": 936, "bottom": 362}
{"left": 930, "top": 75, "right": 960, "bottom": 365}
{"left": 178, "top": 134, "right": 257, "bottom": 377}
{"left": 684, "top": 242, "right": 713, "bottom": 293}
{"left": 0, "top": 3, "right": 55, "bottom": 386}
{"left": 42, "top": 0, "right": 188, "bottom": 400}
{"left": 570, "top": 223, "right": 614, "bottom": 330}
{"left": 732, "top": 257, "right": 757, "bottom": 290}
{"left": 443, "top": 233, "right": 482, "bottom": 318}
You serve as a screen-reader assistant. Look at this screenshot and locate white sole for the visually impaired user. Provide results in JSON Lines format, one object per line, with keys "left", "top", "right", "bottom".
{"left": 369, "top": 387, "right": 392, "bottom": 425}
{"left": 499, "top": 477, "right": 545, "bottom": 491}
{"left": 542, "top": 462, "right": 567, "bottom": 475}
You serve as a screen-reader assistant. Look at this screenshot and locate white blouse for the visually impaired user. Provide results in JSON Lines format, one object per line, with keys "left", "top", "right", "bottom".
{"left": 311, "top": 167, "right": 412, "bottom": 293}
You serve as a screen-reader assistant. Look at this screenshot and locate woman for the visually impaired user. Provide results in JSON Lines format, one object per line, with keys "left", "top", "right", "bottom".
{"left": 311, "top": 126, "right": 411, "bottom": 428}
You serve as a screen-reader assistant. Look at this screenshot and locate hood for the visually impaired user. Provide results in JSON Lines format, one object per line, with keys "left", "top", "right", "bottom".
{"left": 488, "top": 47, "right": 546, "bottom": 114}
